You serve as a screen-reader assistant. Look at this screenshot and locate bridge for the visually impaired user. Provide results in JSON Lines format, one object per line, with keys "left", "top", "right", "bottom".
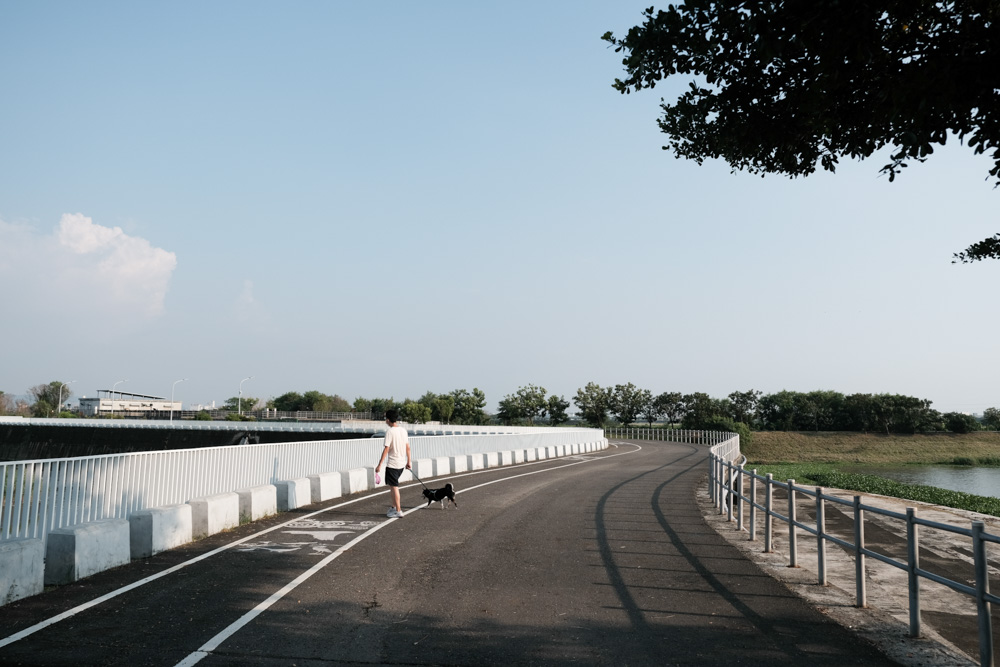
{"left": 0, "top": 426, "right": 994, "bottom": 665}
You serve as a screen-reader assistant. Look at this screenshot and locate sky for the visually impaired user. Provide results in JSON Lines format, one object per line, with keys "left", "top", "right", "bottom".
{"left": 1, "top": 2, "right": 997, "bottom": 415}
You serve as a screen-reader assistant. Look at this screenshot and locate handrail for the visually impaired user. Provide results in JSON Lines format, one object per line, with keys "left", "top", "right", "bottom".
{"left": 710, "top": 453, "right": 997, "bottom": 667}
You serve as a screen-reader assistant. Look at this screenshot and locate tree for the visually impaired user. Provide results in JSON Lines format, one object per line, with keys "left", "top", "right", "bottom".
{"left": 223, "top": 395, "right": 260, "bottom": 412}
{"left": 654, "top": 391, "right": 684, "bottom": 426}
{"left": 547, "top": 394, "right": 570, "bottom": 426}
{"left": 604, "top": 2, "right": 1000, "bottom": 262}
{"left": 639, "top": 389, "right": 660, "bottom": 426}
{"left": 0, "top": 391, "right": 14, "bottom": 416}
{"left": 29, "top": 382, "right": 73, "bottom": 417}
{"left": 611, "top": 383, "right": 647, "bottom": 427}
{"left": 680, "top": 392, "right": 728, "bottom": 429}
{"left": 727, "top": 390, "right": 762, "bottom": 426}
{"left": 273, "top": 391, "right": 306, "bottom": 412}
{"left": 450, "top": 388, "right": 488, "bottom": 425}
{"left": 497, "top": 385, "right": 549, "bottom": 425}
{"left": 944, "top": 411, "right": 981, "bottom": 433}
{"left": 574, "top": 382, "right": 613, "bottom": 428}
{"left": 400, "top": 400, "right": 432, "bottom": 424}
{"left": 983, "top": 407, "right": 1000, "bottom": 430}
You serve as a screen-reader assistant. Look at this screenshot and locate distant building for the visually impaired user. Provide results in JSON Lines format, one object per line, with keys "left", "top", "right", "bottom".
{"left": 79, "top": 390, "right": 180, "bottom": 417}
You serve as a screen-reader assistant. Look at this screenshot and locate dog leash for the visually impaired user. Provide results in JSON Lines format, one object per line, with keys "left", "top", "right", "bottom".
{"left": 408, "top": 469, "right": 430, "bottom": 491}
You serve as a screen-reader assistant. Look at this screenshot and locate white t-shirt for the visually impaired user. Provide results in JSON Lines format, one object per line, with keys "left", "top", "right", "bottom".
{"left": 384, "top": 424, "right": 409, "bottom": 468}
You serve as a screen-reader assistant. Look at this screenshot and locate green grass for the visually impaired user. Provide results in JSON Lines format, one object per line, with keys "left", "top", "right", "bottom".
{"left": 748, "top": 461, "right": 1000, "bottom": 518}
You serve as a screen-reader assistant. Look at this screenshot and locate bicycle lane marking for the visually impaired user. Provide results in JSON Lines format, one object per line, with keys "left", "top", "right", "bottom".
{"left": 174, "top": 444, "right": 641, "bottom": 667}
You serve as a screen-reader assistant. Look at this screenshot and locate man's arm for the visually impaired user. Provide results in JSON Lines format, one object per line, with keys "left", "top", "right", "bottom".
{"left": 405, "top": 441, "right": 412, "bottom": 469}
{"left": 375, "top": 445, "right": 389, "bottom": 472}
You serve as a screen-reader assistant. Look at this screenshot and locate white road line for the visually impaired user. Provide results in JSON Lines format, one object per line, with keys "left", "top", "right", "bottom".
{"left": 173, "top": 446, "right": 641, "bottom": 666}
{"left": 0, "top": 447, "right": 631, "bottom": 651}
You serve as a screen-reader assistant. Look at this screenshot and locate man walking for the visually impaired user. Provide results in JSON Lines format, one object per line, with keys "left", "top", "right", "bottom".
{"left": 375, "top": 408, "right": 411, "bottom": 518}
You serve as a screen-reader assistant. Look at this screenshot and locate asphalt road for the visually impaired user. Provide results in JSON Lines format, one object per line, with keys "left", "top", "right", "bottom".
{"left": 0, "top": 440, "right": 901, "bottom": 666}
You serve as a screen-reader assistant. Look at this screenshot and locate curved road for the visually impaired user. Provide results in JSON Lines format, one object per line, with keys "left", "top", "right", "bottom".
{"left": 0, "top": 440, "right": 899, "bottom": 666}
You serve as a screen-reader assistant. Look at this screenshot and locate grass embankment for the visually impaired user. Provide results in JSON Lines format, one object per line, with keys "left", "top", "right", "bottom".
{"left": 741, "top": 432, "right": 1000, "bottom": 518}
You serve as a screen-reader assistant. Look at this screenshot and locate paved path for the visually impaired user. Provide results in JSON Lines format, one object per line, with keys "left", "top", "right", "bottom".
{"left": 0, "top": 441, "right": 899, "bottom": 666}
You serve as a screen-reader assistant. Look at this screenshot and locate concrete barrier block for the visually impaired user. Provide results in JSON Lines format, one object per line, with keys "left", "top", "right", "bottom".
{"left": 536, "top": 447, "right": 548, "bottom": 460}
{"left": 45, "top": 519, "right": 130, "bottom": 585}
{"left": 0, "top": 539, "right": 43, "bottom": 605}
{"left": 367, "top": 467, "right": 384, "bottom": 489}
{"left": 524, "top": 448, "right": 537, "bottom": 462}
{"left": 413, "top": 458, "right": 434, "bottom": 480}
{"left": 484, "top": 452, "right": 499, "bottom": 468}
{"left": 277, "top": 478, "right": 312, "bottom": 511}
{"left": 341, "top": 468, "right": 369, "bottom": 495}
{"left": 450, "top": 456, "right": 468, "bottom": 474}
{"left": 237, "top": 485, "right": 277, "bottom": 522}
{"left": 545, "top": 446, "right": 557, "bottom": 459}
{"left": 308, "top": 472, "right": 342, "bottom": 503}
{"left": 466, "top": 454, "right": 484, "bottom": 471}
{"left": 432, "top": 457, "right": 451, "bottom": 477}
{"left": 130, "top": 504, "right": 193, "bottom": 559}
{"left": 512, "top": 450, "right": 523, "bottom": 464}
{"left": 189, "top": 492, "right": 239, "bottom": 539}
{"left": 499, "top": 451, "right": 513, "bottom": 466}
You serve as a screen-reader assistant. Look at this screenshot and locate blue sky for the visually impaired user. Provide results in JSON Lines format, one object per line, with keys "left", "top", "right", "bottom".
{"left": 1, "top": 2, "right": 997, "bottom": 414}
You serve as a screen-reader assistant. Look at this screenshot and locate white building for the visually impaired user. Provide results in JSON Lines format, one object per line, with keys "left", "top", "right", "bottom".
{"left": 79, "top": 390, "right": 180, "bottom": 417}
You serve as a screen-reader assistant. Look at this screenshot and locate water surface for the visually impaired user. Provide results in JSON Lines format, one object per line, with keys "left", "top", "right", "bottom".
{"left": 842, "top": 464, "right": 1000, "bottom": 500}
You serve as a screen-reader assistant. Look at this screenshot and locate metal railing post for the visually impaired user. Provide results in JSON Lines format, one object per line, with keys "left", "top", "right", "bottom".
{"left": 737, "top": 463, "right": 745, "bottom": 531}
{"left": 708, "top": 455, "right": 716, "bottom": 502}
{"left": 764, "top": 473, "right": 773, "bottom": 553}
{"left": 726, "top": 462, "right": 734, "bottom": 521}
{"left": 972, "top": 521, "right": 994, "bottom": 667}
{"left": 816, "top": 487, "right": 826, "bottom": 586}
{"left": 907, "top": 507, "right": 921, "bottom": 637}
{"left": 749, "top": 469, "right": 757, "bottom": 541}
{"left": 854, "top": 495, "right": 867, "bottom": 608}
{"left": 787, "top": 479, "right": 797, "bottom": 568}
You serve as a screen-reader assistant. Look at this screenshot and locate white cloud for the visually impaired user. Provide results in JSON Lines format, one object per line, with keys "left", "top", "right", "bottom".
{"left": 0, "top": 213, "right": 177, "bottom": 320}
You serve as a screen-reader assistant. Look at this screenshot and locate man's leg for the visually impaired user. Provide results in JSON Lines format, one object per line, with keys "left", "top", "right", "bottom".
{"left": 391, "top": 485, "right": 402, "bottom": 513}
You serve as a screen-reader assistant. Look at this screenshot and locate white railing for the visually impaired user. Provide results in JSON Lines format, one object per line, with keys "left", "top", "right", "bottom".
{"left": 604, "top": 427, "right": 736, "bottom": 447}
{"left": 711, "top": 454, "right": 999, "bottom": 667}
{"left": 0, "top": 428, "right": 606, "bottom": 551}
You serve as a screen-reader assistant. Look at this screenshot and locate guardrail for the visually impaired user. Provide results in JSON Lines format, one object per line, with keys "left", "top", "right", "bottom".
{"left": 604, "top": 427, "right": 734, "bottom": 446}
{"left": 711, "top": 453, "right": 999, "bottom": 667}
{"left": 0, "top": 427, "right": 606, "bottom": 552}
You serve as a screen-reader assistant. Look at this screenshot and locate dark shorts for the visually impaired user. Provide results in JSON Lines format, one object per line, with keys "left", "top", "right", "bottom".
{"left": 385, "top": 467, "right": 404, "bottom": 487}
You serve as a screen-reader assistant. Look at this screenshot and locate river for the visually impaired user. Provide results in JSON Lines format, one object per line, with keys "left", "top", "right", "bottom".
{"left": 842, "top": 464, "right": 1000, "bottom": 499}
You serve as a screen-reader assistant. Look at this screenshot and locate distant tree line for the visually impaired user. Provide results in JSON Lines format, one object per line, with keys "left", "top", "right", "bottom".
{"left": 4, "top": 380, "right": 1000, "bottom": 434}
{"left": 571, "top": 384, "right": 1000, "bottom": 435}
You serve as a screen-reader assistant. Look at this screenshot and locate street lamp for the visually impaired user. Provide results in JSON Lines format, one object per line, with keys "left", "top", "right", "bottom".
{"left": 170, "top": 378, "right": 188, "bottom": 422}
{"left": 239, "top": 376, "right": 254, "bottom": 416}
{"left": 111, "top": 379, "right": 128, "bottom": 418}
{"left": 56, "top": 380, "right": 77, "bottom": 418}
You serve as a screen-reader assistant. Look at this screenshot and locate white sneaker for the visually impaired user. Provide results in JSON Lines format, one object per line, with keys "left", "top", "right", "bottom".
{"left": 387, "top": 508, "right": 403, "bottom": 518}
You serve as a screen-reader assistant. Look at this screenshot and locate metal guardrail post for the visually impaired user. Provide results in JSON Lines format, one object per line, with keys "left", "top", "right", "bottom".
{"left": 816, "top": 487, "right": 827, "bottom": 586}
{"left": 749, "top": 469, "right": 757, "bottom": 541}
{"left": 737, "top": 463, "right": 745, "bottom": 531}
{"left": 726, "top": 463, "right": 734, "bottom": 522}
{"left": 854, "top": 495, "right": 867, "bottom": 608}
{"left": 765, "top": 473, "right": 773, "bottom": 553}
{"left": 907, "top": 507, "right": 922, "bottom": 638}
{"left": 708, "top": 455, "right": 716, "bottom": 502}
{"left": 972, "top": 521, "right": 994, "bottom": 667}
{"left": 717, "top": 458, "right": 725, "bottom": 513}
{"left": 787, "top": 479, "right": 797, "bottom": 568}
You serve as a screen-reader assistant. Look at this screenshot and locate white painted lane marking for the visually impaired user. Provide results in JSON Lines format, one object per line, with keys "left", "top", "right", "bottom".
{"left": 172, "top": 445, "right": 641, "bottom": 666}
{"left": 0, "top": 446, "right": 628, "bottom": 650}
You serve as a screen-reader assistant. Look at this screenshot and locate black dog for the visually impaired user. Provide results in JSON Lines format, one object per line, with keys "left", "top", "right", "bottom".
{"left": 422, "top": 483, "right": 458, "bottom": 509}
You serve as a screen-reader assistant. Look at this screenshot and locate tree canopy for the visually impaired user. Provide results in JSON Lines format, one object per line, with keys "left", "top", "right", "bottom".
{"left": 604, "top": 1, "right": 1000, "bottom": 262}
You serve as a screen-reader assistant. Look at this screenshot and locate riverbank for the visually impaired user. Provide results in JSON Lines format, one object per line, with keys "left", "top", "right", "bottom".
{"left": 745, "top": 430, "right": 1000, "bottom": 464}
